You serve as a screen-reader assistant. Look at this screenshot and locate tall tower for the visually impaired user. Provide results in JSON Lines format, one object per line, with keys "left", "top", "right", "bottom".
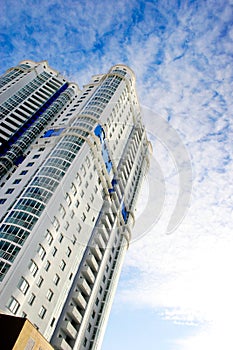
{"left": 0, "top": 61, "right": 151, "bottom": 350}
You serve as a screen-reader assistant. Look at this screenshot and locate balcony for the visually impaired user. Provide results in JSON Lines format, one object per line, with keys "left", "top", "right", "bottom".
{"left": 101, "top": 216, "right": 111, "bottom": 231}
{"left": 98, "top": 224, "right": 109, "bottom": 242}
{"left": 82, "top": 265, "right": 95, "bottom": 284}
{"left": 110, "top": 194, "right": 120, "bottom": 211}
{"left": 107, "top": 211, "right": 115, "bottom": 225}
{"left": 91, "top": 243, "right": 102, "bottom": 261}
{"left": 62, "top": 320, "right": 77, "bottom": 339}
{"left": 72, "top": 291, "right": 87, "bottom": 310}
{"left": 95, "top": 233, "right": 106, "bottom": 249}
{"left": 87, "top": 253, "right": 99, "bottom": 272}
{"left": 67, "top": 305, "right": 82, "bottom": 324}
{"left": 114, "top": 184, "right": 121, "bottom": 199}
{"left": 52, "top": 337, "right": 72, "bottom": 350}
{"left": 78, "top": 277, "right": 91, "bottom": 296}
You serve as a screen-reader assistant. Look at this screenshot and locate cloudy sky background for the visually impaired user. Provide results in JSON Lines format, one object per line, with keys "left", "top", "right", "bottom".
{"left": 1, "top": 0, "right": 233, "bottom": 349}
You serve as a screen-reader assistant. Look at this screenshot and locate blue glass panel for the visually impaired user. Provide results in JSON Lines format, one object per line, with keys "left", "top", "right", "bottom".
{"left": 95, "top": 124, "right": 112, "bottom": 173}
{"left": 15, "top": 154, "right": 25, "bottom": 165}
{"left": 108, "top": 178, "right": 117, "bottom": 193}
{"left": 43, "top": 128, "right": 64, "bottom": 138}
{"left": 94, "top": 124, "right": 105, "bottom": 143}
{"left": 43, "top": 129, "right": 54, "bottom": 137}
{"left": 112, "top": 178, "right": 117, "bottom": 186}
{"left": 102, "top": 143, "right": 112, "bottom": 173}
{"left": 121, "top": 202, "right": 129, "bottom": 223}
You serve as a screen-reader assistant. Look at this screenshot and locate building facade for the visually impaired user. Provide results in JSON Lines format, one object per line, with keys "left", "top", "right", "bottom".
{"left": 0, "top": 61, "right": 151, "bottom": 350}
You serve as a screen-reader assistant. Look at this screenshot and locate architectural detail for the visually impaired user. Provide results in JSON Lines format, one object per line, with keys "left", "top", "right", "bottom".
{"left": 0, "top": 61, "right": 151, "bottom": 350}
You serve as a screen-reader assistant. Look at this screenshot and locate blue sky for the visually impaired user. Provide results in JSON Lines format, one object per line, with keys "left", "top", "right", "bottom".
{"left": 1, "top": 0, "right": 233, "bottom": 349}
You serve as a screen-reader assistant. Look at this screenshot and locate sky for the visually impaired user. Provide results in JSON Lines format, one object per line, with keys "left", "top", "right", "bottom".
{"left": 1, "top": 0, "right": 233, "bottom": 349}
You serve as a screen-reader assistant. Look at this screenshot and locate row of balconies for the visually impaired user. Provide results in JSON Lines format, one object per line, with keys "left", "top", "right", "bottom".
{"left": 53, "top": 260, "right": 97, "bottom": 349}
{"left": 89, "top": 251, "right": 121, "bottom": 345}
{"left": 54, "top": 260, "right": 99, "bottom": 348}
{"left": 53, "top": 289, "right": 87, "bottom": 349}
{"left": 53, "top": 205, "right": 118, "bottom": 349}
{"left": 118, "top": 132, "right": 144, "bottom": 195}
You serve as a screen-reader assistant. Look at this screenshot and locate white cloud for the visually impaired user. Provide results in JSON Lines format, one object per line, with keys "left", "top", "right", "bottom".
{"left": 108, "top": 2, "right": 233, "bottom": 348}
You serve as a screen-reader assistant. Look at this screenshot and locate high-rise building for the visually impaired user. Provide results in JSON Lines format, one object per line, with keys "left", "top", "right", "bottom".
{"left": 0, "top": 60, "right": 151, "bottom": 350}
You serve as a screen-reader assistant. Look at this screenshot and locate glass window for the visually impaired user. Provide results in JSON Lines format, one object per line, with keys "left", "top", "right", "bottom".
{"left": 0, "top": 198, "right": 6, "bottom": 204}
{"left": 53, "top": 274, "right": 60, "bottom": 285}
{"left": 44, "top": 260, "right": 51, "bottom": 271}
{"left": 8, "top": 297, "right": 20, "bottom": 314}
{"left": 83, "top": 337, "right": 87, "bottom": 347}
{"left": 45, "top": 230, "right": 53, "bottom": 245}
{"left": 29, "top": 260, "right": 38, "bottom": 277}
{"left": 66, "top": 247, "right": 71, "bottom": 257}
{"left": 71, "top": 183, "right": 77, "bottom": 195}
{"left": 81, "top": 165, "right": 86, "bottom": 176}
{"left": 86, "top": 156, "right": 90, "bottom": 168}
{"left": 50, "top": 317, "right": 55, "bottom": 327}
{"left": 46, "top": 289, "right": 54, "bottom": 301}
{"left": 20, "top": 170, "right": 28, "bottom": 175}
{"left": 18, "top": 277, "right": 29, "bottom": 295}
{"left": 28, "top": 293, "right": 36, "bottom": 306}
{"left": 26, "top": 162, "right": 34, "bottom": 167}
{"left": 59, "top": 204, "right": 66, "bottom": 218}
{"left": 13, "top": 179, "right": 21, "bottom": 184}
{"left": 65, "top": 193, "right": 72, "bottom": 206}
{"left": 60, "top": 260, "right": 66, "bottom": 271}
{"left": 37, "top": 276, "right": 44, "bottom": 288}
{"left": 33, "top": 154, "right": 40, "bottom": 159}
{"left": 52, "top": 247, "right": 57, "bottom": 257}
{"left": 58, "top": 234, "right": 63, "bottom": 243}
{"left": 6, "top": 188, "right": 14, "bottom": 194}
{"left": 76, "top": 173, "right": 81, "bottom": 185}
{"left": 38, "top": 306, "right": 46, "bottom": 319}
{"left": 38, "top": 245, "right": 46, "bottom": 260}
{"left": 53, "top": 217, "right": 60, "bottom": 231}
